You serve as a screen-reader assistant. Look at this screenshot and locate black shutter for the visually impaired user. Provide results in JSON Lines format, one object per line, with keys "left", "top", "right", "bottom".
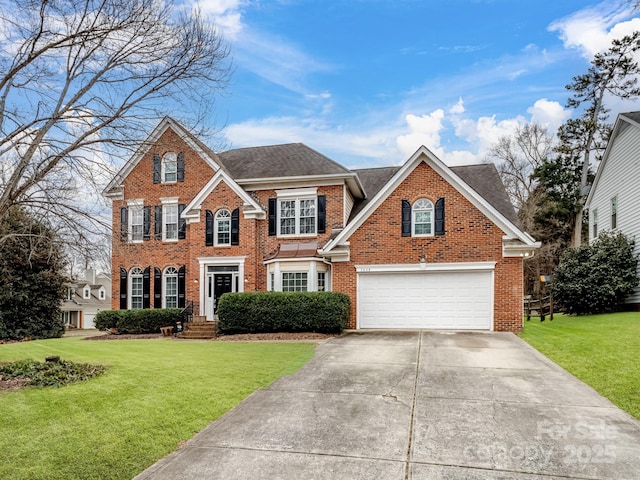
{"left": 143, "top": 206, "right": 151, "bottom": 241}
{"left": 143, "top": 266, "right": 151, "bottom": 309}
{"left": 231, "top": 208, "right": 240, "bottom": 245}
{"left": 178, "top": 204, "right": 186, "bottom": 239}
{"left": 268, "top": 198, "right": 277, "bottom": 236}
{"left": 154, "top": 206, "right": 162, "bottom": 240}
{"left": 177, "top": 152, "right": 185, "bottom": 182}
{"left": 154, "top": 267, "right": 162, "bottom": 309}
{"left": 435, "top": 197, "right": 445, "bottom": 236}
{"left": 401, "top": 200, "right": 412, "bottom": 237}
{"left": 178, "top": 266, "right": 186, "bottom": 308}
{"left": 153, "top": 153, "right": 161, "bottom": 184}
{"left": 120, "top": 207, "right": 128, "bottom": 242}
{"left": 119, "top": 267, "right": 127, "bottom": 310}
{"left": 205, "top": 210, "right": 214, "bottom": 246}
{"left": 317, "top": 195, "right": 326, "bottom": 233}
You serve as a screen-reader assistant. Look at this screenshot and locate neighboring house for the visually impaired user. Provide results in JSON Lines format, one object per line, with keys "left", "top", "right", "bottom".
{"left": 585, "top": 111, "right": 640, "bottom": 306}
{"left": 103, "top": 117, "right": 539, "bottom": 332}
{"left": 60, "top": 269, "right": 112, "bottom": 329}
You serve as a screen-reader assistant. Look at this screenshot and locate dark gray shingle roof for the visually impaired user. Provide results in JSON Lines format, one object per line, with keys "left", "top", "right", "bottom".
{"left": 217, "top": 143, "right": 352, "bottom": 179}
{"left": 347, "top": 163, "right": 517, "bottom": 226}
{"left": 349, "top": 166, "right": 401, "bottom": 220}
{"left": 451, "top": 164, "right": 519, "bottom": 225}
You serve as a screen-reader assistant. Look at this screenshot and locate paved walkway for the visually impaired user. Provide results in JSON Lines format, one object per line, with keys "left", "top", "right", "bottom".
{"left": 135, "top": 331, "right": 640, "bottom": 479}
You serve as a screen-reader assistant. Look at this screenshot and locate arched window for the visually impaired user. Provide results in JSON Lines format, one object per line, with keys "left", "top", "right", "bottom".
{"left": 164, "top": 266, "right": 178, "bottom": 308}
{"left": 129, "top": 267, "right": 144, "bottom": 309}
{"left": 413, "top": 199, "right": 434, "bottom": 236}
{"left": 162, "top": 152, "right": 178, "bottom": 183}
{"left": 215, "top": 209, "right": 231, "bottom": 245}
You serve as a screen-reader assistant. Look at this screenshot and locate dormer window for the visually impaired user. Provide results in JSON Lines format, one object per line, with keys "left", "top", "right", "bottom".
{"left": 83, "top": 287, "right": 91, "bottom": 299}
{"left": 66, "top": 288, "right": 74, "bottom": 300}
{"left": 99, "top": 289, "right": 105, "bottom": 300}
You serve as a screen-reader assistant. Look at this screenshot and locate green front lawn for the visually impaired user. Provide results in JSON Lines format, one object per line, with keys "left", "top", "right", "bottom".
{"left": 0, "top": 337, "right": 316, "bottom": 480}
{"left": 521, "top": 312, "right": 640, "bottom": 419}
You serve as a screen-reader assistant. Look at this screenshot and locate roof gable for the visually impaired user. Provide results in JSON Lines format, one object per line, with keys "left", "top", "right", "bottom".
{"left": 103, "top": 117, "right": 221, "bottom": 197}
{"left": 585, "top": 111, "right": 640, "bottom": 208}
{"left": 182, "top": 170, "right": 265, "bottom": 222}
{"left": 322, "top": 146, "right": 536, "bottom": 253}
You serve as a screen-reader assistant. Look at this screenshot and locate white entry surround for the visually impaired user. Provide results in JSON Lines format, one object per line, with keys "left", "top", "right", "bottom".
{"left": 356, "top": 262, "right": 496, "bottom": 330}
{"left": 198, "top": 256, "right": 246, "bottom": 319}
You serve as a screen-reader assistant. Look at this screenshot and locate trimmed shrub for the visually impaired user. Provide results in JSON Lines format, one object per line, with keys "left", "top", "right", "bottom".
{"left": 94, "top": 309, "right": 183, "bottom": 334}
{"left": 217, "top": 292, "right": 350, "bottom": 335}
{"left": 0, "top": 359, "right": 107, "bottom": 387}
{"left": 552, "top": 231, "right": 639, "bottom": 315}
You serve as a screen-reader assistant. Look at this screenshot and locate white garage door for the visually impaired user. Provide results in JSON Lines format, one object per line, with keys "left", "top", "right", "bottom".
{"left": 358, "top": 270, "right": 493, "bottom": 329}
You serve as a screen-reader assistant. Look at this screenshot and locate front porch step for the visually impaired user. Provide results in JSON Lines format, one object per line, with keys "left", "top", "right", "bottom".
{"left": 179, "top": 319, "right": 217, "bottom": 339}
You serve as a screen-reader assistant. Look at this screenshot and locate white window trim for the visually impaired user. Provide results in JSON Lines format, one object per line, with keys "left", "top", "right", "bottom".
{"left": 611, "top": 196, "right": 617, "bottom": 230}
{"left": 277, "top": 197, "right": 318, "bottom": 237}
{"left": 282, "top": 271, "right": 309, "bottom": 292}
{"left": 127, "top": 199, "right": 144, "bottom": 244}
{"left": 163, "top": 267, "right": 179, "bottom": 308}
{"left": 412, "top": 198, "right": 434, "bottom": 237}
{"left": 592, "top": 208, "right": 598, "bottom": 238}
{"left": 83, "top": 287, "right": 91, "bottom": 299}
{"left": 161, "top": 197, "right": 180, "bottom": 242}
{"left": 129, "top": 267, "right": 144, "bottom": 310}
{"left": 99, "top": 288, "right": 105, "bottom": 300}
{"left": 265, "top": 259, "right": 330, "bottom": 292}
{"left": 161, "top": 152, "right": 178, "bottom": 184}
{"left": 215, "top": 209, "right": 231, "bottom": 246}
{"left": 276, "top": 188, "right": 318, "bottom": 237}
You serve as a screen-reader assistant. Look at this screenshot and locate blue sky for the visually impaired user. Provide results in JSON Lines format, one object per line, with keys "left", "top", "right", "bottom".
{"left": 194, "top": 0, "right": 640, "bottom": 169}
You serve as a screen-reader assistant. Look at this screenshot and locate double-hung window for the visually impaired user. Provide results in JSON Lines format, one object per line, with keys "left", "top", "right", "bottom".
{"left": 278, "top": 197, "right": 316, "bottom": 236}
{"left": 413, "top": 199, "right": 433, "bottom": 236}
{"left": 162, "top": 153, "right": 178, "bottom": 183}
{"left": 164, "top": 266, "right": 178, "bottom": 308}
{"left": 130, "top": 204, "right": 144, "bottom": 242}
{"left": 611, "top": 196, "right": 617, "bottom": 229}
{"left": 215, "top": 209, "right": 231, "bottom": 245}
{"left": 592, "top": 208, "right": 598, "bottom": 238}
{"left": 163, "top": 203, "right": 178, "bottom": 241}
{"left": 130, "top": 267, "right": 144, "bottom": 309}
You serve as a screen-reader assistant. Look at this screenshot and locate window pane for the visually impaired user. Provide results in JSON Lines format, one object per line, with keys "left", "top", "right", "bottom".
{"left": 282, "top": 272, "right": 308, "bottom": 292}
{"left": 299, "top": 199, "right": 316, "bottom": 234}
{"left": 164, "top": 205, "right": 178, "bottom": 240}
{"left": 131, "top": 206, "right": 144, "bottom": 241}
{"left": 165, "top": 275, "right": 177, "bottom": 308}
{"left": 280, "top": 200, "right": 296, "bottom": 235}
{"left": 317, "top": 272, "right": 325, "bottom": 292}
{"left": 131, "top": 276, "right": 143, "bottom": 309}
{"left": 413, "top": 200, "right": 433, "bottom": 236}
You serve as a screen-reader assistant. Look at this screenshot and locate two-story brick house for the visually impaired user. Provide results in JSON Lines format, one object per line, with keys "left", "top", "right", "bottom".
{"left": 104, "top": 117, "right": 539, "bottom": 332}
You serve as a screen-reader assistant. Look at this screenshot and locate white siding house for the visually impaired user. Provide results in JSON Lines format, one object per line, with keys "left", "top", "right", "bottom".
{"left": 585, "top": 112, "right": 640, "bottom": 305}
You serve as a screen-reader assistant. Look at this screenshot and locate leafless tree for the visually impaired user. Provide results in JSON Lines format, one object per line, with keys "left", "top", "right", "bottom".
{"left": 0, "top": 0, "right": 231, "bottom": 259}
{"left": 487, "top": 123, "right": 554, "bottom": 213}
{"left": 487, "top": 124, "right": 561, "bottom": 296}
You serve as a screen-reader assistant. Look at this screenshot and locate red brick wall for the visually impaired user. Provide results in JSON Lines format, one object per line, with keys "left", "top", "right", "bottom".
{"left": 111, "top": 127, "right": 216, "bottom": 309}
{"left": 330, "top": 161, "right": 524, "bottom": 332}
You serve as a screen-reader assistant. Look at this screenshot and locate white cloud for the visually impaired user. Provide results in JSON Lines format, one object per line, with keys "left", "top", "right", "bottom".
{"left": 449, "top": 98, "right": 465, "bottom": 115}
{"left": 549, "top": 2, "right": 640, "bottom": 57}
{"left": 194, "top": 0, "right": 245, "bottom": 40}
{"left": 527, "top": 98, "right": 570, "bottom": 132}
{"left": 396, "top": 110, "right": 445, "bottom": 159}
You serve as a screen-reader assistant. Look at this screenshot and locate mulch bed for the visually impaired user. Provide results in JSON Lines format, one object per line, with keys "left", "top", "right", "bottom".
{"left": 83, "top": 332, "right": 336, "bottom": 341}
{"left": 0, "top": 375, "right": 31, "bottom": 392}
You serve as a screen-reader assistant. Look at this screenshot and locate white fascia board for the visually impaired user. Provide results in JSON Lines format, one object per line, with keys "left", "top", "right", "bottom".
{"left": 237, "top": 173, "right": 366, "bottom": 200}
{"left": 182, "top": 170, "right": 265, "bottom": 224}
{"left": 324, "top": 146, "right": 537, "bottom": 253}
{"left": 264, "top": 256, "right": 323, "bottom": 265}
{"left": 502, "top": 238, "right": 542, "bottom": 258}
{"left": 355, "top": 261, "right": 496, "bottom": 273}
{"left": 102, "top": 117, "right": 220, "bottom": 195}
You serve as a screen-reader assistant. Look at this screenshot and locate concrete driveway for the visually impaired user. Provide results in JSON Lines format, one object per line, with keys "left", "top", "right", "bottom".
{"left": 135, "top": 331, "right": 640, "bottom": 479}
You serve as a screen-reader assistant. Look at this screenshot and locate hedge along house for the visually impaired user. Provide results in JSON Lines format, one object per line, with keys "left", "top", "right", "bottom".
{"left": 103, "top": 117, "right": 540, "bottom": 332}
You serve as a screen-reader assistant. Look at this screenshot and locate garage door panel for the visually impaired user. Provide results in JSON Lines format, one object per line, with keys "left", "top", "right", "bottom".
{"left": 358, "top": 270, "right": 492, "bottom": 329}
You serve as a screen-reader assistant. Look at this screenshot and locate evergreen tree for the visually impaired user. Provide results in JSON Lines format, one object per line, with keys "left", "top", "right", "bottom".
{"left": 0, "top": 208, "right": 66, "bottom": 340}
